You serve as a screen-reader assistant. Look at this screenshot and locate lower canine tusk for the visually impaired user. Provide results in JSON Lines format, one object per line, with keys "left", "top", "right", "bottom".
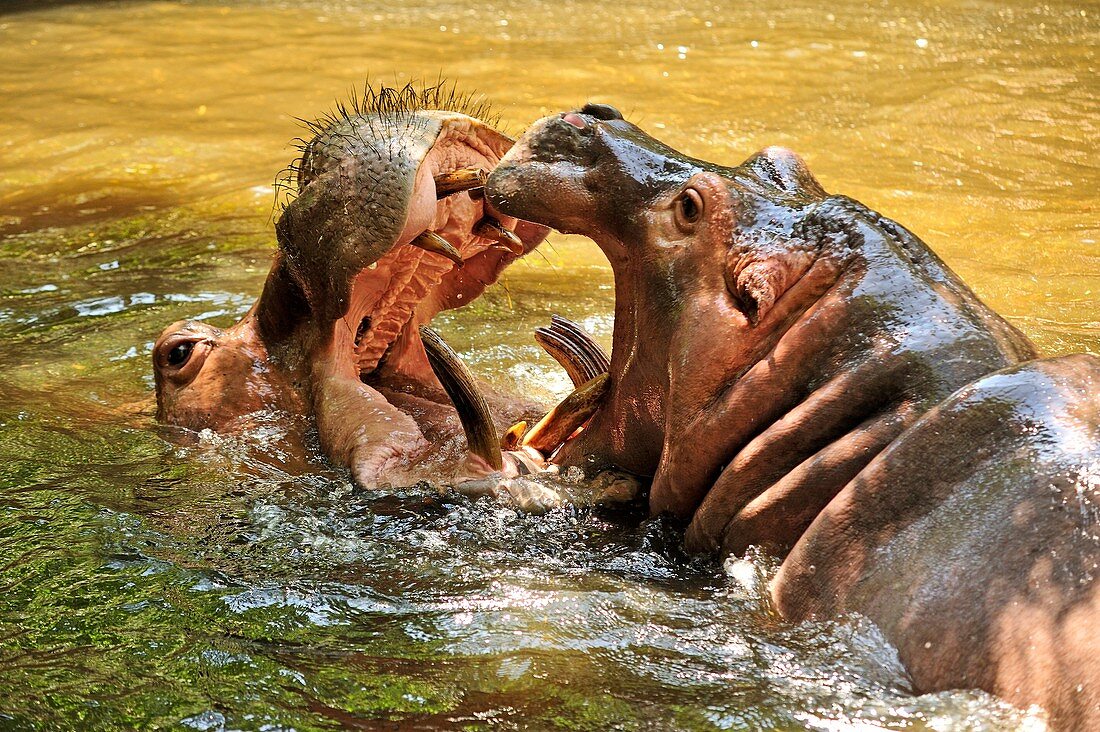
{"left": 435, "top": 167, "right": 488, "bottom": 198}
{"left": 419, "top": 325, "right": 502, "bottom": 471}
{"left": 474, "top": 218, "right": 525, "bottom": 255}
{"left": 522, "top": 372, "right": 609, "bottom": 455}
{"left": 411, "top": 231, "right": 464, "bottom": 267}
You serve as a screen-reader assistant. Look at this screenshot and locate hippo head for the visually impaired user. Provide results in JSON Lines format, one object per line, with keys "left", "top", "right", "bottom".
{"left": 153, "top": 315, "right": 300, "bottom": 431}
{"left": 153, "top": 84, "right": 547, "bottom": 484}
{"left": 488, "top": 104, "right": 1035, "bottom": 552}
{"left": 487, "top": 104, "right": 834, "bottom": 475}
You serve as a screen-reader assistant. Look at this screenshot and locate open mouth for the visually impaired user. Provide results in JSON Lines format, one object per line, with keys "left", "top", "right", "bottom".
{"left": 153, "top": 89, "right": 604, "bottom": 484}
{"left": 266, "top": 96, "right": 554, "bottom": 398}
{"left": 330, "top": 117, "right": 617, "bottom": 478}
{"left": 340, "top": 125, "right": 533, "bottom": 384}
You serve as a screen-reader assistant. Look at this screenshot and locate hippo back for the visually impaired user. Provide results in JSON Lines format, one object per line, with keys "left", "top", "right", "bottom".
{"left": 775, "top": 354, "right": 1100, "bottom": 729}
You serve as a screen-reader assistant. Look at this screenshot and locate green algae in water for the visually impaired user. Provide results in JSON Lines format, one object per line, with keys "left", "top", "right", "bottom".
{"left": 0, "top": 402, "right": 1042, "bottom": 730}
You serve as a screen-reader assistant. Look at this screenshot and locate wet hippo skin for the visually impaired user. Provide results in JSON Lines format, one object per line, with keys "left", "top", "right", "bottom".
{"left": 486, "top": 104, "right": 1100, "bottom": 729}
{"left": 152, "top": 84, "right": 551, "bottom": 492}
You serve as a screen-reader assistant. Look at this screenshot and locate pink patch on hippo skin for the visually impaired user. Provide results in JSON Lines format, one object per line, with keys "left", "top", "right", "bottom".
{"left": 562, "top": 113, "right": 587, "bottom": 129}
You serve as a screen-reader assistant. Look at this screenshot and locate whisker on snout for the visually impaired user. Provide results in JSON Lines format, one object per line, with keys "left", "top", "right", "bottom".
{"left": 474, "top": 217, "right": 525, "bottom": 255}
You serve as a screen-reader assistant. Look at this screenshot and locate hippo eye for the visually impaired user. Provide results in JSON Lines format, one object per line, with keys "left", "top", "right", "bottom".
{"left": 674, "top": 188, "right": 704, "bottom": 229}
{"left": 167, "top": 341, "right": 194, "bottom": 367}
{"left": 154, "top": 328, "right": 215, "bottom": 384}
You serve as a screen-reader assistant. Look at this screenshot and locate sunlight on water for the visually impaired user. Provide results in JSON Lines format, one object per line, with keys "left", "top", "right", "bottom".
{"left": 0, "top": 0, "right": 1095, "bottom": 728}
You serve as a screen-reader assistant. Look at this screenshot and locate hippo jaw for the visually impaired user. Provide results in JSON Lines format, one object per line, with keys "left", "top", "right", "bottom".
{"left": 277, "top": 109, "right": 543, "bottom": 385}
{"left": 154, "top": 86, "right": 548, "bottom": 485}
{"left": 487, "top": 106, "right": 700, "bottom": 474}
{"left": 486, "top": 104, "right": 701, "bottom": 263}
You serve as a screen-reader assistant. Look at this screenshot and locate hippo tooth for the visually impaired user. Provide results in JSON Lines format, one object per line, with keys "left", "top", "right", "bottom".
{"left": 435, "top": 166, "right": 489, "bottom": 198}
{"left": 419, "top": 325, "right": 503, "bottom": 471}
{"left": 522, "top": 372, "right": 609, "bottom": 456}
{"left": 501, "top": 420, "right": 528, "bottom": 451}
{"left": 410, "top": 230, "right": 464, "bottom": 267}
{"left": 535, "top": 315, "right": 611, "bottom": 388}
{"left": 473, "top": 217, "right": 525, "bottom": 255}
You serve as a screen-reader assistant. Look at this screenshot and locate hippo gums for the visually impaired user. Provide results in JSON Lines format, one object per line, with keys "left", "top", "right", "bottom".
{"left": 152, "top": 83, "right": 553, "bottom": 491}
{"left": 485, "top": 104, "right": 1100, "bottom": 728}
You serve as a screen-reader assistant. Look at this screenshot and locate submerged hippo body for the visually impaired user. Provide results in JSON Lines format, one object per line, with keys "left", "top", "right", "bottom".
{"left": 153, "top": 84, "right": 549, "bottom": 489}
{"left": 486, "top": 105, "right": 1100, "bottom": 728}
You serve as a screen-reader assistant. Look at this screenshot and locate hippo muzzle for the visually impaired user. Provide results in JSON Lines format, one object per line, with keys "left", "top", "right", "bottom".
{"left": 488, "top": 104, "right": 844, "bottom": 477}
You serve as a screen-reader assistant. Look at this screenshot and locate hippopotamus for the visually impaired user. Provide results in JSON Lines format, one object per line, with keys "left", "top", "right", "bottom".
{"left": 151, "top": 84, "right": 554, "bottom": 494}
{"left": 483, "top": 103, "right": 1100, "bottom": 729}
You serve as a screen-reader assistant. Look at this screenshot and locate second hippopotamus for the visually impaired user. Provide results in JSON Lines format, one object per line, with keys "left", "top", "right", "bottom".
{"left": 485, "top": 103, "right": 1100, "bottom": 729}
{"left": 151, "top": 84, "right": 558, "bottom": 500}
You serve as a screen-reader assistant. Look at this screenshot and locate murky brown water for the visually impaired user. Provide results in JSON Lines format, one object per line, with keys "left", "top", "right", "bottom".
{"left": 0, "top": 0, "right": 1095, "bottom": 729}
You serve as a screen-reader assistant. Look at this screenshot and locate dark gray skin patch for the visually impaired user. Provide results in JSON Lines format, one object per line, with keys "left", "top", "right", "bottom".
{"left": 276, "top": 113, "right": 442, "bottom": 326}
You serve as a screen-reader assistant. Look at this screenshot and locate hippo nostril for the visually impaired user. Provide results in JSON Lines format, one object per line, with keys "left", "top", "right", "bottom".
{"left": 578, "top": 103, "right": 623, "bottom": 121}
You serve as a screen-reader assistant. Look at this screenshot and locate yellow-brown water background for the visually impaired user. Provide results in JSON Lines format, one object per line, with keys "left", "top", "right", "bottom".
{"left": 3, "top": 0, "right": 1096, "bottom": 362}
{"left": 0, "top": 0, "right": 1095, "bottom": 729}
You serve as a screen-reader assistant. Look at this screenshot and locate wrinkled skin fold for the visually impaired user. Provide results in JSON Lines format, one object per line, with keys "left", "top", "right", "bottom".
{"left": 153, "top": 85, "right": 551, "bottom": 490}
{"left": 485, "top": 104, "right": 1100, "bottom": 729}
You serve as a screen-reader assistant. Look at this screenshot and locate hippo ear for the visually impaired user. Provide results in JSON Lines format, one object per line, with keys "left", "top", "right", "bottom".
{"left": 726, "top": 259, "right": 785, "bottom": 325}
{"left": 724, "top": 232, "right": 817, "bottom": 326}
{"left": 742, "top": 147, "right": 827, "bottom": 199}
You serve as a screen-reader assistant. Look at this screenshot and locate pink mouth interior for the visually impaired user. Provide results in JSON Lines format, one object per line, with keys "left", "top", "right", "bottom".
{"left": 330, "top": 122, "right": 525, "bottom": 385}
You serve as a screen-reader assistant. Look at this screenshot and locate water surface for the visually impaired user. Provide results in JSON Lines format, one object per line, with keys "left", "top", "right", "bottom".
{"left": 0, "top": 0, "right": 1095, "bottom": 728}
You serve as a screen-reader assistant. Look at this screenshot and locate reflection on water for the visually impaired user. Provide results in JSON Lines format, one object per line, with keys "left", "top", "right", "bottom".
{"left": 0, "top": 0, "right": 1093, "bottom": 728}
